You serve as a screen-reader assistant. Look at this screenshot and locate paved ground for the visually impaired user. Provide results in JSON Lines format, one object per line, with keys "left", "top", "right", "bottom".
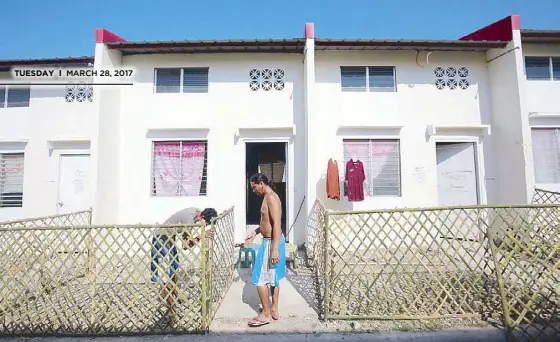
{"left": 0, "top": 329, "right": 508, "bottom": 342}
{"left": 208, "top": 259, "right": 504, "bottom": 338}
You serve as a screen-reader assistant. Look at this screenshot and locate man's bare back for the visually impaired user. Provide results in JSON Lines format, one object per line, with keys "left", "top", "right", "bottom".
{"left": 259, "top": 191, "right": 281, "bottom": 238}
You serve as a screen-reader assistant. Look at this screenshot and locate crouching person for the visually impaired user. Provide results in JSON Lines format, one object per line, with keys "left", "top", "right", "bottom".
{"left": 150, "top": 207, "right": 217, "bottom": 316}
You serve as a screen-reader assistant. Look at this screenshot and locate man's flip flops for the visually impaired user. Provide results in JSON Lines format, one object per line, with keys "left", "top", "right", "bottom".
{"left": 248, "top": 317, "right": 270, "bottom": 327}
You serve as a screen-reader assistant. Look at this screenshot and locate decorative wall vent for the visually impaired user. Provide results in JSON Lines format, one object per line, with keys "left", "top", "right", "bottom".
{"left": 66, "top": 84, "right": 93, "bottom": 102}
{"left": 434, "top": 66, "right": 469, "bottom": 90}
{"left": 249, "top": 68, "right": 284, "bottom": 91}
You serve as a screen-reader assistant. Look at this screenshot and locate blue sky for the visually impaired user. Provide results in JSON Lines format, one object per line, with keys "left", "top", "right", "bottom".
{"left": 1, "top": 0, "right": 559, "bottom": 59}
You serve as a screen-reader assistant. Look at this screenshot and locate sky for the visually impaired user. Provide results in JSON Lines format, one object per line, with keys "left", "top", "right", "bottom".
{"left": 1, "top": 0, "right": 559, "bottom": 59}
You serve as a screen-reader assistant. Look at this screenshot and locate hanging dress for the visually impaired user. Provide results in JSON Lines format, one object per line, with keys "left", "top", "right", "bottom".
{"left": 345, "top": 159, "right": 365, "bottom": 202}
{"left": 326, "top": 158, "right": 341, "bottom": 200}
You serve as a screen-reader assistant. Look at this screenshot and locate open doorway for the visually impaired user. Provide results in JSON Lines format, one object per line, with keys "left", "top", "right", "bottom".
{"left": 245, "top": 142, "right": 287, "bottom": 236}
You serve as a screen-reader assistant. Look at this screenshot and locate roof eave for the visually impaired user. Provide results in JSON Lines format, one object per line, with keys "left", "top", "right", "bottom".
{"left": 314, "top": 40, "right": 507, "bottom": 52}
{"left": 0, "top": 56, "right": 94, "bottom": 68}
{"left": 521, "top": 30, "right": 560, "bottom": 43}
{"left": 107, "top": 40, "right": 306, "bottom": 55}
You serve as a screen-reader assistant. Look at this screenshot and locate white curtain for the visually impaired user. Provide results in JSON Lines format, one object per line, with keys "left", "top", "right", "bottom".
{"left": 532, "top": 129, "right": 560, "bottom": 183}
{"left": 344, "top": 140, "right": 396, "bottom": 196}
{"left": 369, "top": 142, "right": 395, "bottom": 179}
{"left": 180, "top": 142, "right": 206, "bottom": 196}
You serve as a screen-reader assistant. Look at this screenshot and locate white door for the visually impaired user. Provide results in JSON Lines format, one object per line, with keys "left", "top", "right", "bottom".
{"left": 436, "top": 142, "right": 479, "bottom": 240}
{"left": 57, "top": 154, "right": 92, "bottom": 214}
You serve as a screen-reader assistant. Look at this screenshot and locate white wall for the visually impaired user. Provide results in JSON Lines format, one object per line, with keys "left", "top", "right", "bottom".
{"left": 486, "top": 34, "right": 534, "bottom": 204}
{"left": 313, "top": 50, "right": 494, "bottom": 211}
{"left": 522, "top": 43, "right": 560, "bottom": 193}
{"left": 0, "top": 85, "right": 95, "bottom": 222}
{"left": 523, "top": 43, "right": 560, "bottom": 113}
{"left": 113, "top": 53, "right": 305, "bottom": 243}
{"left": 91, "top": 44, "right": 123, "bottom": 224}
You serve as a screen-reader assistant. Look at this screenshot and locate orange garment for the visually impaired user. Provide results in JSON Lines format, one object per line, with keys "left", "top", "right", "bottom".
{"left": 326, "top": 158, "right": 341, "bottom": 200}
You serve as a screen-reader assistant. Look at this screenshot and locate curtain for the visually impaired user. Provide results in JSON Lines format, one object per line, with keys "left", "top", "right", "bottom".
{"left": 0, "top": 153, "right": 25, "bottom": 207}
{"left": 343, "top": 140, "right": 398, "bottom": 196}
{"left": 180, "top": 142, "right": 206, "bottom": 196}
{"left": 369, "top": 142, "right": 395, "bottom": 179}
{"left": 258, "top": 161, "right": 286, "bottom": 183}
{"left": 153, "top": 142, "right": 182, "bottom": 196}
{"left": 153, "top": 142, "right": 206, "bottom": 196}
{"left": 532, "top": 129, "right": 560, "bottom": 183}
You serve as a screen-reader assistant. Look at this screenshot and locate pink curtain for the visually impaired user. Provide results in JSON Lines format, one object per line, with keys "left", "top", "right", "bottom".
{"left": 153, "top": 142, "right": 206, "bottom": 196}
{"left": 180, "top": 142, "right": 206, "bottom": 196}
{"left": 153, "top": 142, "right": 182, "bottom": 196}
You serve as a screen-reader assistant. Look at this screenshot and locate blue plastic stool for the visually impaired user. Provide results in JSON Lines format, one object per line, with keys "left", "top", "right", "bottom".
{"left": 237, "top": 244, "right": 259, "bottom": 273}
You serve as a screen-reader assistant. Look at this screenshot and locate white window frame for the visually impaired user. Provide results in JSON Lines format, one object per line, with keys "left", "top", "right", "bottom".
{"left": 342, "top": 138, "right": 402, "bottom": 197}
{"left": 150, "top": 140, "right": 208, "bottom": 197}
{"left": 340, "top": 66, "right": 397, "bottom": 92}
{"left": 0, "top": 152, "right": 25, "bottom": 208}
{"left": 153, "top": 67, "right": 209, "bottom": 93}
{"left": 525, "top": 56, "right": 560, "bottom": 81}
{"left": 0, "top": 85, "right": 31, "bottom": 108}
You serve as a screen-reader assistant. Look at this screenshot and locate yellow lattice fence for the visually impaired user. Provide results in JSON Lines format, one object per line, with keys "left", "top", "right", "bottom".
{"left": 206, "top": 207, "right": 236, "bottom": 323}
{"left": 0, "top": 222, "right": 213, "bottom": 335}
{"left": 0, "top": 210, "right": 95, "bottom": 296}
{"left": 305, "top": 200, "right": 327, "bottom": 316}
{"left": 0, "top": 209, "right": 92, "bottom": 228}
{"left": 533, "top": 188, "right": 560, "bottom": 205}
{"left": 317, "top": 204, "right": 559, "bottom": 342}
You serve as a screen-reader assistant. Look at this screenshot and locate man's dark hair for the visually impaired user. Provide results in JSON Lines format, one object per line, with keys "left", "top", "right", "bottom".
{"left": 201, "top": 208, "right": 218, "bottom": 224}
{"left": 249, "top": 172, "right": 271, "bottom": 186}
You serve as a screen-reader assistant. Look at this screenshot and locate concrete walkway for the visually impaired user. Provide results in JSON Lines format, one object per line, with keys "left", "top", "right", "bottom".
{"left": 0, "top": 329, "right": 508, "bottom": 342}
{"left": 210, "top": 263, "right": 318, "bottom": 333}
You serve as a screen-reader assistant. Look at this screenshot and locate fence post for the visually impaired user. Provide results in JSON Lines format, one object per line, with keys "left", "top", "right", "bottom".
{"left": 87, "top": 227, "right": 97, "bottom": 332}
{"left": 322, "top": 212, "right": 330, "bottom": 320}
{"left": 486, "top": 218, "right": 513, "bottom": 340}
{"left": 199, "top": 222, "right": 208, "bottom": 331}
{"left": 206, "top": 219, "right": 215, "bottom": 327}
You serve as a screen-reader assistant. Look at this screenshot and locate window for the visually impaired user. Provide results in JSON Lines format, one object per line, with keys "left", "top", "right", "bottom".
{"left": 151, "top": 141, "right": 208, "bottom": 196}
{"left": 531, "top": 128, "right": 560, "bottom": 183}
{"left": 341, "top": 66, "right": 396, "bottom": 92}
{"left": 343, "top": 139, "right": 401, "bottom": 196}
{"left": 525, "top": 57, "right": 560, "bottom": 80}
{"left": 0, "top": 86, "right": 31, "bottom": 108}
{"left": 154, "top": 68, "right": 209, "bottom": 93}
{"left": 0, "top": 153, "right": 24, "bottom": 207}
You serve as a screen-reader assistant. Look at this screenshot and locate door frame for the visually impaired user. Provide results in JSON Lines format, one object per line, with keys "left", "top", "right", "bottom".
{"left": 434, "top": 137, "right": 484, "bottom": 205}
{"left": 56, "top": 153, "right": 91, "bottom": 214}
{"left": 241, "top": 137, "right": 294, "bottom": 243}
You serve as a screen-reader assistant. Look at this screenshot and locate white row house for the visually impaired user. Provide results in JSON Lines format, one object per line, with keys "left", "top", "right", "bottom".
{"left": 1, "top": 15, "right": 559, "bottom": 244}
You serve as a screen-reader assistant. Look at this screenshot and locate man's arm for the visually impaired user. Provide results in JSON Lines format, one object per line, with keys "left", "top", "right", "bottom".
{"left": 269, "top": 196, "right": 282, "bottom": 250}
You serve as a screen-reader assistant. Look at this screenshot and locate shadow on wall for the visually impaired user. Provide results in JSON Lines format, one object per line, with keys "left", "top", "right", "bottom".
{"left": 305, "top": 174, "right": 352, "bottom": 261}
{"left": 316, "top": 174, "right": 353, "bottom": 212}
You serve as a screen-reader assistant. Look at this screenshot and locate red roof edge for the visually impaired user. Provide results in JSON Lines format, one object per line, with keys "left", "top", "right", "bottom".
{"left": 95, "top": 28, "right": 127, "bottom": 43}
{"left": 459, "top": 15, "right": 520, "bottom": 42}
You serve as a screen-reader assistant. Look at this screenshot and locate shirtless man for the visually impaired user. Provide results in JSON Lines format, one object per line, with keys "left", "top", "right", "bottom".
{"left": 245, "top": 173, "right": 286, "bottom": 327}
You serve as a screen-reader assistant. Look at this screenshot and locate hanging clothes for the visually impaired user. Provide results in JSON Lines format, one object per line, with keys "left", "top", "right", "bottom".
{"left": 326, "top": 158, "right": 340, "bottom": 200}
{"left": 345, "top": 159, "right": 365, "bottom": 202}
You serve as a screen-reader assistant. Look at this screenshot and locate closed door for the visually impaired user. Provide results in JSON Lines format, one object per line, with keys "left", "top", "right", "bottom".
{"left": 57, "top": 154, "right": 92, "bottom": 213}
{"left": 436, "top": 142, "right": 479, "bottom": 240}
